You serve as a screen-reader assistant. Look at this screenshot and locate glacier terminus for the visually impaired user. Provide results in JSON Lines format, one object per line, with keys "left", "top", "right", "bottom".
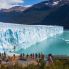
{"left": 0, "top": 22, "right": 63, "bottom": 54}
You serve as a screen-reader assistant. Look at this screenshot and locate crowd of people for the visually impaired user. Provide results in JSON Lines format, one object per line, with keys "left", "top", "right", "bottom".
{"left": 19, "top": 53, "right": 45, "bottom": 60}
{"left": 0, "top": 52, "right": 69, "bottom": 69}
{"left": 0, "top": 52, "right": 54, "bottom": 65}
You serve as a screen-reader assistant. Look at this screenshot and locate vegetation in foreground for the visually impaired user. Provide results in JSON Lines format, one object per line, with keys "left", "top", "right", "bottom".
{"left": 0, "top": 53, "right": 69, "bottom": 69}
{"left": 0, "top": 58, "right": 69, "bottom": 69}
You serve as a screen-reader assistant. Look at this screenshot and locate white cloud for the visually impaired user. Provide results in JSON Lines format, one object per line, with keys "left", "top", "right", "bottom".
{"left": 0, "top": 0, "right": 24, "bottom": 9}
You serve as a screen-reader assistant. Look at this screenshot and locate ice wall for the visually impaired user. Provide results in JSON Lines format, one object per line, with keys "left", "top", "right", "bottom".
{"left": 0, "top": 22, "right": 63, "bottom": 53}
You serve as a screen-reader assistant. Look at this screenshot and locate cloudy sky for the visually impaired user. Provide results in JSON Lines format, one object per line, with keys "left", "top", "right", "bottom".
{"left": 0, "top": 0, "right": 44, "bottom": 9}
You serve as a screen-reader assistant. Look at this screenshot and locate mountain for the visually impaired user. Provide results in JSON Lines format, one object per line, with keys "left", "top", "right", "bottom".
{"left": 40, "top": 4, "right": 69, "bottom": 29}
{"left": 0, "top": 1, "right": 69, "bottom": 29}
{"left": 0, "top": 6, "right": 28, "bottom": 12}
{"left": 0, "top": 1, "right": 52, "bottom": 24}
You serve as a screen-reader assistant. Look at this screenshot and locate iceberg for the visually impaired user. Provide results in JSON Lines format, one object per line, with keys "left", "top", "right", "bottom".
{"left": 0, "top": 22, "right": 63, "bottom": 53}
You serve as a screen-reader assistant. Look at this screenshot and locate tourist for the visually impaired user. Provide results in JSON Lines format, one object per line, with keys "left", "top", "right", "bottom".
{"left": 0, "top": 59, "right": 2, "bottom": 64}
{"left": 32, "top": 53, "right": 35, "bottom": 59}
{"left": 38, "top": 53, "right": 41, "bottom": 59}
{"left": 26, "top": 54, "right": 29, "bottom": 58}
{"left": 20, "top": 54, "right": 23, "bottom": 60}
{"left": 48, "top": 54, "right": 54, "bottom": 64}
{"left": 22, "top": 53, "right": 25, "bottom": 58}
{"left": 35, "top": 53, "right": 38, "bottom": 59}
{"left": 41, "top": 54, "right": 45, "bottom": 60}
{"left": 30, "top": 54, "right": 32, "bottom": 58}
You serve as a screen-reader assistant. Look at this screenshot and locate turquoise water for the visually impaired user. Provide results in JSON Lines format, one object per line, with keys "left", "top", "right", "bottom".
{"left": 16, "top": 30, "right": 69, "bottom": 56}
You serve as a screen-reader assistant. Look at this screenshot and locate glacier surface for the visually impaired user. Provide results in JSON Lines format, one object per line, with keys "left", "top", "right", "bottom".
{"left": 0, "top": 22, "right": 63, "bottom": 53}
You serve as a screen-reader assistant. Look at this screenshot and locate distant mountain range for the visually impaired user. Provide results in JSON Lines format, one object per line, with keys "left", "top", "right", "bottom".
{"left": 0, "top": 0, "right": 69, "bottom": 29}
{"left": 0, "top": 6, "right": 28, "bottom": 12}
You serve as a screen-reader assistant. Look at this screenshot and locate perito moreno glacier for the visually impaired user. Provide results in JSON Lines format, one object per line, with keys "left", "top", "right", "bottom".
{"left": 0, "top": 22, "right": 63, "bottom": 54}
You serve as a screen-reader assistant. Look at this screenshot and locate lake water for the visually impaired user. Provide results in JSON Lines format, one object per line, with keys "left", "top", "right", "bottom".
{"left": 17, "top": 30, "right": 69, "bottom": 56}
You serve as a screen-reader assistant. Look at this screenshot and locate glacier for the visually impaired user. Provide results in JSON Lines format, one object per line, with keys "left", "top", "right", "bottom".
{"left": 0, "top": 22, "right": 63, "bottom": 53}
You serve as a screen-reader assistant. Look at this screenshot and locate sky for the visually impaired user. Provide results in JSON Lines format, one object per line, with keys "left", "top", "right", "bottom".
{"left": 0, "top": 0, "right": 44, "bottom": 9}
{"left": 23, "top": 0, "right": 44, "bottom": 6}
